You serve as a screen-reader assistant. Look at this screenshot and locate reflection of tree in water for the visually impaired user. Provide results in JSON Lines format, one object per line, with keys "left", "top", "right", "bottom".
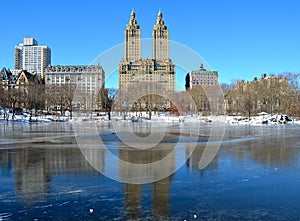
{"left": 248, "top": 134, "right": 299, "bottom": 167}
{"left": 15, "top": 148, "right": 51, "bottom": 205}
{"left": 131, "top": 122, "right": 152, "bottom": 137}
{"left": 229, "top": 130, "right": 300, "bottom": 168}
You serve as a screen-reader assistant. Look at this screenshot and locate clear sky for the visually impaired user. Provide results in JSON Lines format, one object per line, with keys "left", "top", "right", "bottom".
{"left": 1, "top": 0, "right": 299, "bottom": 88}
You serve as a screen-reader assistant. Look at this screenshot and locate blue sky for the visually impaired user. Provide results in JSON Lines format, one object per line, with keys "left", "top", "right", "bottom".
{"left": 1, "top": 0, "right": 299, "bottom": 89}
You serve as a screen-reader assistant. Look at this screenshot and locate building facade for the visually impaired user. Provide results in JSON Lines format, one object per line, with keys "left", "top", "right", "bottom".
{"left": 0, "top": 68, "right": 38, "bottom": 90}
{"left": 184, "top": 64, "right": 220, "bottom": 115}
{"left": 15, "top": 38, "right": 51, "bottom": 79}
{"left": 45, "top": 65, "right": 105, "bottom": 111}
{"left": 185, "top": 64, "right": 219, "bottom": 90}
{"left": 224, "top": 74, "right": 289, "bottom": 116}
{"left": 119, "top": 10, "right": 175, "bottom": 99}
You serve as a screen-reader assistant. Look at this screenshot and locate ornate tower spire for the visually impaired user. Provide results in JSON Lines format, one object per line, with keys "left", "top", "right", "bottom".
{"left": 124, "top": 9, "right": 141, "bottom": 61}
{"left": 129, "top": 8, "right": 136, "bottom": 24}
{"left": 152, "top": 10, "right": 168, "bottom": 60}
{"left": 156, "top": 9, "right": 164, "bottom": 25}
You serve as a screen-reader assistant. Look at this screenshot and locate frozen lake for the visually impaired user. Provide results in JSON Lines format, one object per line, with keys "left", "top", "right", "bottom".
{"left": 1, "top": 121, "right": 300, "bottom": 220}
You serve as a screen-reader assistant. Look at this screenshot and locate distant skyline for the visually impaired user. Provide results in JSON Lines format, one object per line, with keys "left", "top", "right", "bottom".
{"left": 1, "top": 0, "right": 299, "bottom": 88}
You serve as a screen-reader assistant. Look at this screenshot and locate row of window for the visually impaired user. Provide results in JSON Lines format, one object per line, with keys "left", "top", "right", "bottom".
{"left": 191, "top": 72, "right": 218, "bottom": 76}
{"left": 192, "top": 77, "right": 217, "bottom": 81}
{"left": 192, "top": 82, "right": 215, "bottom": 85}
{"left": 47, "top": 69, "right": 101, "bottom": 73}
{"left": 47, "top": 75, "right": 99, "bottom": 80}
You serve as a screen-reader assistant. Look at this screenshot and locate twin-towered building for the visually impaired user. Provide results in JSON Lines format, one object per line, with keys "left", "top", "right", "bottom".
{"left": 119, "top": 10, "right": 175, "bottom": 95}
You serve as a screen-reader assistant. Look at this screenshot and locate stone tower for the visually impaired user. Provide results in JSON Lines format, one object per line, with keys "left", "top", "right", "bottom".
{"left": 152, "top": 10, "right": 169, "bottom": 60}
{"left": 124, "top": 9, "right": 141, "bottom": 61}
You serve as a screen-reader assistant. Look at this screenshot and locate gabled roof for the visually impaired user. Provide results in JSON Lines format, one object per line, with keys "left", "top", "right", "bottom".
{"left": 15, "top": 70, "right": 38, "bottom": 85}
{"left": 0, "top": 67, "right": 12, "bottom": 81}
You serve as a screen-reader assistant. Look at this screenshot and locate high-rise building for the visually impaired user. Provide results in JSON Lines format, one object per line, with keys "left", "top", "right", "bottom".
{"left": 14, "top": 38, "right": 51, "bottom": 79}
{"left": 119, "top": 10, "right": 175, "bottom": 99}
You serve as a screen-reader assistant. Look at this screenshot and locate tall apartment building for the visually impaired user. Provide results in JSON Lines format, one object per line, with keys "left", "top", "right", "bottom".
{"left": 44, "top": 65, "right": 105, "bottom": 111}
{"left": 15, "top": 38, "right": 51, "bottom": 79}
{"left": 119, "top": 10, "right": 175, "bottom": 98}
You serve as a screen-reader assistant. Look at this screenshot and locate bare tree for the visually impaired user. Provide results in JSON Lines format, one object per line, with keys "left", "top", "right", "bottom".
{"left": 224, "top": 72, "right": 300, "bottom": 117}
{"left": 101, "top": 88, "right": 118, "bottom": 120}
{"left": 186, "top": 87, "right": 206, "bottom": 115}
{"left": 0, "top": 86, "right": 9, "bottom": 120}
{"left": 45, "top": 84, "right": 74, "bottom": 117}
{"left": 6, "top": 87, "right": 22, "bottom": 119}
{"left": 26, "top": 83, "right": 46, "bottom": 120}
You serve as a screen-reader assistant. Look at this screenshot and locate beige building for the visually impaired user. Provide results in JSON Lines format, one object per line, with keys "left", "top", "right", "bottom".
{"left": 224, "top": 74, "right": 289, "bottom": 115}
{"left": 45, "top": 65, "right": 105, "bottom": 111}
{"left": 119, "top": 10, "right": 175, "bottom": 98}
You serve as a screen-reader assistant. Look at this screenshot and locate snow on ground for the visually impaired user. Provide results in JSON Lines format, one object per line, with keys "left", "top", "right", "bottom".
{"left": 1, "top": 109, "right": 299, "bottom": 126}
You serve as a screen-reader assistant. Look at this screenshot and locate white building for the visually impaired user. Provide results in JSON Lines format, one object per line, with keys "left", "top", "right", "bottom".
{"left": 14, "top": 38, "right": 51, "bottom": 79}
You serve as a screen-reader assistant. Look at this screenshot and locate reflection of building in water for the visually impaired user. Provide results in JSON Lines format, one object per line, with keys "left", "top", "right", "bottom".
{"left": 14, "top": 148, "right": 51, "bottom": 205}
{"left": 119, "top": 145, "right": 174, "bottom": 182}
{"left": 120, "top": 145, "right": 174, "bottom": 218}
{"left": 124, "top": 179, "right": 172, "bottom": 220}
{"left": 185, "top": 144, "right": 219, "bottom": 171}
{"left": 0, "top": 149, "right": 13, "bottom": 174}
{"left": 45, "top": 148, "right": 104, "bottom": 175}
{"left": 124, "top": 184, "right": 141, "bottom": 220}
{"left": 13, "top": 147, "right": 104, "bottom": 205}
{"left": 152, "top": 178, "right": 170, "bottom": 218}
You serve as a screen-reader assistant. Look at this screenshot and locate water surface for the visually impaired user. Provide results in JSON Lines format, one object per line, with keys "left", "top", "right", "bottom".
{"left": 1, "top": 122, "right": 300, "bottom": 220}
